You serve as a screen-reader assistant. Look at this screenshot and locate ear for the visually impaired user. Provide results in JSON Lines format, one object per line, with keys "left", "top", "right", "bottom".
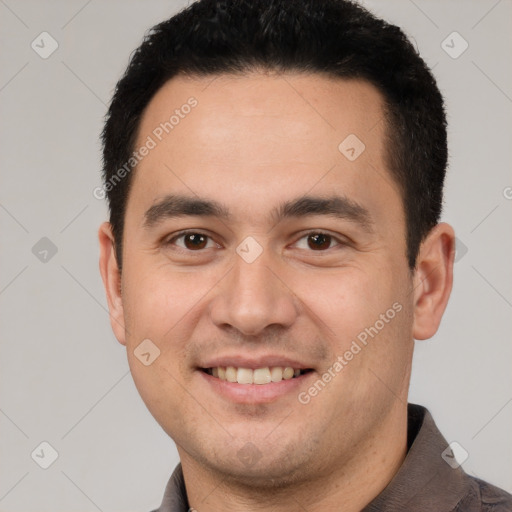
{"left": 412, "top": 222, "right": 455, "bottom": 340}
{"left": 98, "top": 222, "right": 126, "bottom": 345}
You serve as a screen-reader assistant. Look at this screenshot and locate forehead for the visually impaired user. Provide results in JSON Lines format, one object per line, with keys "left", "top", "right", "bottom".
{"left": 129, "top": 72, "right": 400, "bottom": 228}
{"left": 136, "top": 71, "right": 386, "bottom": 158}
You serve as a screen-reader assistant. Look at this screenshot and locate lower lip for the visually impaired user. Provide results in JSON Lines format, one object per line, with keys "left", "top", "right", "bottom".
{"left": 198, "top": 370, "right": 314, "bottom": 404}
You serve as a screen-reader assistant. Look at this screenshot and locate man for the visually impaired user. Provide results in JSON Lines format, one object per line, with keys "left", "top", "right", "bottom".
{"left": 98, "top": 0, "right": 512, "bottom": 510}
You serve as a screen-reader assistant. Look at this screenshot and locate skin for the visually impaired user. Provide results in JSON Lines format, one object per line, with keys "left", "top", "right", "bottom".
{"left": 99, "top": 72, "right": 455, "bottom": 511}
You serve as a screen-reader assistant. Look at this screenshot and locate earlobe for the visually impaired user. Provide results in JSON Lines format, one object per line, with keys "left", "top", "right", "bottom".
{"left": 412, "top": 222, "right": 455, "bottom": 341}
{"left": 98, "top": 222, "right": 127, "bottom": 345}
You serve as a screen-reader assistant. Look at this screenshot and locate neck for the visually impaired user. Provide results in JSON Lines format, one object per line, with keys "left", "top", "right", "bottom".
{"left": 180, "top": 402, "right": 409, "bottom": 512}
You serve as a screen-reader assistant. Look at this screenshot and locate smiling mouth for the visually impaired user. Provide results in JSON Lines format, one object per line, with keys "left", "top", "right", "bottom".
{"left": 202, "top": 366, "right": 313, "bottom": 384}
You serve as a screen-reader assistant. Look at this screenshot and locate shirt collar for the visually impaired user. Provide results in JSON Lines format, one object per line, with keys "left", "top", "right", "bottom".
{"left": 155, "top": 462, "right": 189, "bottom": 512}
{"left": 155, "top": 404, "right": 470, "bottom": 512}
{"left": 362, "top": 403, "right": 471, "bottom": 511}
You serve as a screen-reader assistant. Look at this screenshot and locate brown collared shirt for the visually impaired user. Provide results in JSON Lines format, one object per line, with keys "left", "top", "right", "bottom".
{"left": 151, "top": 404, "right": 512, "bottom": 511}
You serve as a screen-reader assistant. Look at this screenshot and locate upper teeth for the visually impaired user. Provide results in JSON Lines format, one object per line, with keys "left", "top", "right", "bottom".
{"left": 209, "top": 366, "right": 303, "bottom": 384}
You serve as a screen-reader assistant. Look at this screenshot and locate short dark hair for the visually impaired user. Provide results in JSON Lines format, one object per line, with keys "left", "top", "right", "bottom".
{"left": 101, "top": 0, "right": 447, "bottom": 271}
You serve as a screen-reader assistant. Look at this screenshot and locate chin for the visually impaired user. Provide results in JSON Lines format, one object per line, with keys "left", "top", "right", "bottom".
{"left": 215, "top": 457, "right": 312, "bottom": 490}
{"left": 189, "top": 434, "right": 322, "bottom": 490}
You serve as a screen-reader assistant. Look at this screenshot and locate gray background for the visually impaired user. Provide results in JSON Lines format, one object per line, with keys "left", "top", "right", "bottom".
{"left": 0, "top": 0, "right": 511, "bottom": 510}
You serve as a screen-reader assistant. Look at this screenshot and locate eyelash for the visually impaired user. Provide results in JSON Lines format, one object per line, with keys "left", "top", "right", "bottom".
{"left": 165, "top": 230, "right": 346, "bottom": 253}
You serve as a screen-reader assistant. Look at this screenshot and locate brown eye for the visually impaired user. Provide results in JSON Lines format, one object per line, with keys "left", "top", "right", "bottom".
{"left": 293, "top": 231, "right": 344, "bottom": 252}
{"left": 183, "top": 233, "right": 208, "bottom": 250}
{"left": 169, "top": 232, "right": 217, "bottom": 251}
{"left": 307, "top": 233, "right": 332, "bottom": 250}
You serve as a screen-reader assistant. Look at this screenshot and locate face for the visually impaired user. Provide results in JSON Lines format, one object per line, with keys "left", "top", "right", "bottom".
{"left": 100, "top": 72, "right": 448, "bottom": 487}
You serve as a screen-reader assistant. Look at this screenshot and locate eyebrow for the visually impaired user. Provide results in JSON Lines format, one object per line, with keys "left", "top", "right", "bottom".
{"left": 143, "top": 193, "right": 374, "bottom": 233}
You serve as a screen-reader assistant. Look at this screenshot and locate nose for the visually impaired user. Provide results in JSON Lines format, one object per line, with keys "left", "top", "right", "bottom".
{"left": 209, "top": 248, "right": 299, "bottom": 337}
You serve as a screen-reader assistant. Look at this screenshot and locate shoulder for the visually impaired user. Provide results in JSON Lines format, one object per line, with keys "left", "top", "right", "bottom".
{"left": 477, "top": 477, "right": 512, "bottom": 511}
{"left": 455, "top": 476, "right": 512, "bottom": 512}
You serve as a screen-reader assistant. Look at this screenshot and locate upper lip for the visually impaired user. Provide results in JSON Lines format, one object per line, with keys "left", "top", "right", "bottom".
{"left": 199, "top": 355, "right": 312, "bottom": 370}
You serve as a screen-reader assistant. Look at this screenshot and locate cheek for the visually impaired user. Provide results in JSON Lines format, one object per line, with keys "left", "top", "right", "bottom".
{"left": 121, "top": 261, "right": 199, "bottom": 342}
{"left": 299, "top": 263, "right": 413, "bottom": 395}
{"left": 121, "top": 267, "right": 193, "bottom": 411}
{"left": 297, "top": 265, "right": 397, "bottom": 339}
{"left": 127, "top": 358, "right": 189, "bottom": 441}
{"left": 121, "top": 262, "right": 213, "bottom": 394}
